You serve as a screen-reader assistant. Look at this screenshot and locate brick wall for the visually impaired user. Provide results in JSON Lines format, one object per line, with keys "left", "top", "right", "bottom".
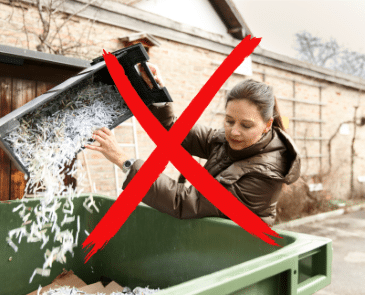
{"left": 2, "top": 2, "right": 365, "bottom": 200}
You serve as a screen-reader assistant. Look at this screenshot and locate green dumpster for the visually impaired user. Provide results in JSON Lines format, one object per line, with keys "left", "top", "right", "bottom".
{"left": 1, "top": 194, "right": 332, "bottom": 295}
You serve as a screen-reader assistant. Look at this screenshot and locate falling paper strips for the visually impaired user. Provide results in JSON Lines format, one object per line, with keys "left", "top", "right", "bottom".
{"left": 3, "top": 78, "right": 162, "bottom": 294}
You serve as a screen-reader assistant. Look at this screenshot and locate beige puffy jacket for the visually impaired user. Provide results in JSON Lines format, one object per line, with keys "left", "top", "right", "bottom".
{"left": 122, "top": 103, "right": 301, "bottom": 226}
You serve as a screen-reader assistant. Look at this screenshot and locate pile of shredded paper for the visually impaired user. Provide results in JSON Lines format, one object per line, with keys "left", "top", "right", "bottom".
{"left": 3, "top": 80, "right": 160, "bottom": 293}
{"left": 36, "top": 285, "right": 160, "bottom": 295}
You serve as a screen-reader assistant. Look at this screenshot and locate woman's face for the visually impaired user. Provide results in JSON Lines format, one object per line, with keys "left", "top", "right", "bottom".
{"left": 224, "top": 99, "right": 273, "bottom": 150}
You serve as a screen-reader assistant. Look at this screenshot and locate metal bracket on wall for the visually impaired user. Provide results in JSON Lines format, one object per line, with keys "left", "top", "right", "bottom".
{"left": 277, "top": 96, "right": 327, "bottom": 106}
{"left": 290, "top": 118, "right": 326, "bottom": 123}
{"left": 302, "top": 154, "right": 328, "bottom": 158}
{"left": 294, "top": 137, "right": 329, "bottom": 141}
{"left": 253, "top": 69, "right": 327, "bottom": 88}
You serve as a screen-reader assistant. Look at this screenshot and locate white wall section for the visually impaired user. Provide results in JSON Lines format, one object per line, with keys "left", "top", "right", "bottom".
{"left": 133, "top": 0, "right": 228, "bottom": 35}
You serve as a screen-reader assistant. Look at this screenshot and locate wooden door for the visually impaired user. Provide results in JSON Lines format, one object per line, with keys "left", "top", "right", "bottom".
{"left": 0, "top": 77, "right": 12, "bottom": 201}
{"left": 0, "top": 78, "right": 76, "bottom": 200}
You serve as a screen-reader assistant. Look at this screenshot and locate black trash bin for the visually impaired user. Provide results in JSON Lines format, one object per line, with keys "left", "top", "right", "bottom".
{"left": 0, "top": 44, "right": 172, "bottom": 178}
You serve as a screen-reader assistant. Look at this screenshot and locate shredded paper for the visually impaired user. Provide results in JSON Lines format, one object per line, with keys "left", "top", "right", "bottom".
{"left": 36, "top": 285, "right": 160, "bottom": 295}
{"left": 3, "top": 79, "right": 160, "bottom": 293}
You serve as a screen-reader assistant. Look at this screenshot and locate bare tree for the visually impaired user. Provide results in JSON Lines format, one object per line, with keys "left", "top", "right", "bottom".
{"left": 294, "top": 31, "right": 341, "bottom": 68}
{"left": 338, "top": 49, "right": 365, "bottom": 78}
{"left": 294, "top": 30, "right": 365, "bottom": 79}
{"left": 6, "top": 0, "right": 108, "bottom": 59}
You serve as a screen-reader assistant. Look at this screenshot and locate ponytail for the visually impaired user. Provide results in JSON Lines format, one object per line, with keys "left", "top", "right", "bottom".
{"left": 272, "top": 96, "right": 286, "bottom": 132}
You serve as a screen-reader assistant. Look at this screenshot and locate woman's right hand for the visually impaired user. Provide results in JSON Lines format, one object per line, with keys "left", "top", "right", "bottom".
{"left": 85, "top": 127, "right": 129, "bottom": 168}
{"left": 137, "top": 62, "right": 165, "bottom": 89}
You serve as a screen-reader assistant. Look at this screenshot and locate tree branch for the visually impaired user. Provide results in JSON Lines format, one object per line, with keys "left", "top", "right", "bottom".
{"left": 49, "top": 0, "right": 98, "bottom": 46}
{"left": 36, "top": 0, "right": 50, "bottom": 43}
{"left": 19, "top": 0, "right": 30, "bottom": 49}
{"left": 294, "top": 30, "right": 365, "bottom": 79}
{"left": 322, "top": 120, "right": 353, "bottom": 178}
{"left": 350, "top": 105, "right": 359, "bottom": 198}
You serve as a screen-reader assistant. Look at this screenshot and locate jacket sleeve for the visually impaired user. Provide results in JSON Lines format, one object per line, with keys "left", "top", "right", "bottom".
{"left": 122, "top": 160, "right": 280, "bottom": 226}
{"left": 122, "top": 159, "right": 227, "bottom": 219}
{"left": 149, "top": 103, "right": 217, "bottom": 159}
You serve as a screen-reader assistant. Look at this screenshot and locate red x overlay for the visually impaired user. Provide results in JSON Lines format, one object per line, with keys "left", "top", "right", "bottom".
{"left": 83, "top": 36, "right": 282, "bottom": 262}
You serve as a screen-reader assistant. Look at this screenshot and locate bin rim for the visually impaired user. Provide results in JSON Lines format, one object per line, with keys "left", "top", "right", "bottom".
{"left": 1, "top": 193, "right": 332, "bottom": 295}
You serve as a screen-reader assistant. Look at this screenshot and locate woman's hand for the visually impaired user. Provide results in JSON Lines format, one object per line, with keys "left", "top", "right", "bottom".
{"left": 85, "top": 127, "right": 128, "bottom": 168}
{"left": 137, "top": 62, "right": 165, "bottom": 89}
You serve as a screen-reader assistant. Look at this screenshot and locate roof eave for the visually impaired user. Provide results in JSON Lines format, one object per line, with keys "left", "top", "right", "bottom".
{"left": 0, "top": 44, "right": 90, "bottom": 69}
{"left": 208, "top": 0, "right": 254, "bottom": 40}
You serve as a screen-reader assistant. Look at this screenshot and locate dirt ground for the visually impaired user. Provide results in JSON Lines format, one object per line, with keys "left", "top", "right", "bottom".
{"left": 273, "top": 177, "right": 365, "bottom": 225}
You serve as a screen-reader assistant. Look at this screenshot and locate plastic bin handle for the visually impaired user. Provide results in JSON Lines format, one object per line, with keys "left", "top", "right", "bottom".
{"left": 296, "top": 274, "right": 328, "bottom": 295}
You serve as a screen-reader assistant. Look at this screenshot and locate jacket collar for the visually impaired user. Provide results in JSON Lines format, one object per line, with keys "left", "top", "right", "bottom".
{"left": 228, "top": 128, "right": 273, "bottom": 161}
{"left": 216, "top": 126, "right": 301, "bottom": 184}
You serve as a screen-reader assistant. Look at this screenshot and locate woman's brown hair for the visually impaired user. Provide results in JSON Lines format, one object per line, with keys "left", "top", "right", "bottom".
{"left": 225, "top": 79, "right": 286, "bottom": 132}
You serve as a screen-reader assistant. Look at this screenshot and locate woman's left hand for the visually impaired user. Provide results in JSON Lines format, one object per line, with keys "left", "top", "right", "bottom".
{"left": 85, "top": 127, "right": 128, "bottom": 166}
{"left": 137, "top": 62, "right": 165, "bottom": 89}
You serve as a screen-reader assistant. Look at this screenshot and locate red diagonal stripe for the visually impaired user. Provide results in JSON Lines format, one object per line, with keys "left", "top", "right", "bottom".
{"left": 83, "top": 36, "right": 283, "bottom": 262}
{"left": 84, "top": 148, "right": 168, "bottom": 262}
{"left": 169, "top": 144, "right": 282, "bottom": 242}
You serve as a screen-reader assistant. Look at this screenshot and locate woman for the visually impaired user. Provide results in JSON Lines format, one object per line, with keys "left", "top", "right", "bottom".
{"left": 85, "top": 63, "right": 301, "bottom": 226}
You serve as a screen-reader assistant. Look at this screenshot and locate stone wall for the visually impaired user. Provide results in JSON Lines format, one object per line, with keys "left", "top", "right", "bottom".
{"left": 1, "top": 1, "right": 365, "bottom": 200}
